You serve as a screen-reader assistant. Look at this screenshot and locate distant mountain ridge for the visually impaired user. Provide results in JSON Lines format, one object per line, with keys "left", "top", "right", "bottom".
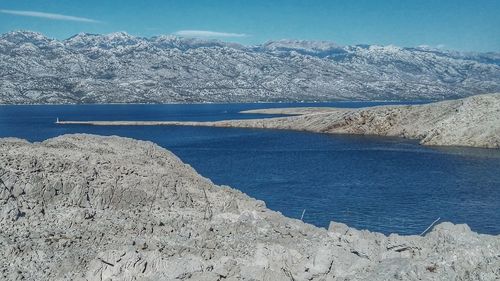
{"left": 1, "top": 30, "right": 499, "bottom": 104}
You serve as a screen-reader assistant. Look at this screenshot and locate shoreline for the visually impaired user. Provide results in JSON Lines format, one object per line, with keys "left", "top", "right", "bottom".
{"left": 0, "top": 99, "right": 435, "bottom": 106}
{"left": 56, "top": 93, "right": 500, "bottom": 149}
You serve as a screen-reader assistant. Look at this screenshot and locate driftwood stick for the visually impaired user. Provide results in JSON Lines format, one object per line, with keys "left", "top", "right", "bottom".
{"left": 300, "top": 209, "right": 306, "bottom": 221}
{"left": 420, "top": 217, "right": 441, "bottom": 236}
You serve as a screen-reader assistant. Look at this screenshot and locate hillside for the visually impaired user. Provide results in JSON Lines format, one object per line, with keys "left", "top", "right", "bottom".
{"left": 1, "top": 31, "right": 500, "bottom": 104}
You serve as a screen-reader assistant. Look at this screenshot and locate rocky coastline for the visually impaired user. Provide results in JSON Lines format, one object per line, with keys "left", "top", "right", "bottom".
{"left": 57, "top": 93, "right": 500, "bottom": 148}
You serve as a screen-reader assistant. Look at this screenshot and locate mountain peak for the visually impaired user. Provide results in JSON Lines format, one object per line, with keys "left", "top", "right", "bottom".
{"left": 1, "top": 30, "right": 51, "bottom": 42}
{"left": 105, "top": 31, "right": 134, "bottom": 40}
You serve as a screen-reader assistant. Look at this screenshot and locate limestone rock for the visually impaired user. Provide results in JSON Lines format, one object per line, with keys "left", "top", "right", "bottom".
{"left": 0, "top": 134, "right": 498, "bottom": 280}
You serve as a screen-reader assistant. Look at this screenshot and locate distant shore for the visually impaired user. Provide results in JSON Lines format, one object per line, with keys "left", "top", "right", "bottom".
{"left": 57, "top": 93, "right": 500, "bottom": 149}
{"left": 0, "top": 99, "right": 434, "bottom": 106}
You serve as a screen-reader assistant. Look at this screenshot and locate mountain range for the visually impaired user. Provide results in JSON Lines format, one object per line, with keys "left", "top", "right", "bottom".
{"left": 1, "top": 30, "right": 499, "bottom": 104}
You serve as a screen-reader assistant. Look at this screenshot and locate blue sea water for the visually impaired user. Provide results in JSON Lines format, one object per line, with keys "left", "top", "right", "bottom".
{"left": 1, "top": 102, "right": 499, "bottom": 235}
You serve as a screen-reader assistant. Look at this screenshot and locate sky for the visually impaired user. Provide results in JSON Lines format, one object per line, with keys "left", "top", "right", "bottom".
{"left": 0, "top": 0, "right": 499, "bottom": 52}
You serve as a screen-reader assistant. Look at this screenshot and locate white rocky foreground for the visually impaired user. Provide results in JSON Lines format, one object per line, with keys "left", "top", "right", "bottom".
{"left": 0, "top": 134, "right": 499, "bottom": 280}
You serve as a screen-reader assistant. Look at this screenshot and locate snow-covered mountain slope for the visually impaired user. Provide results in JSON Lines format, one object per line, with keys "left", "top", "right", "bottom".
{"left": 1, "top": 31, "right": 499, "bottom": 104}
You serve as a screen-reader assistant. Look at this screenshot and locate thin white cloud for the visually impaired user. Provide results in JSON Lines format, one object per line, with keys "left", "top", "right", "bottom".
{"left": 0, "top": 9, "right": 101, "bottom": 23}
{"left": 174, "top": 30, "right": 248, "bottom": 38}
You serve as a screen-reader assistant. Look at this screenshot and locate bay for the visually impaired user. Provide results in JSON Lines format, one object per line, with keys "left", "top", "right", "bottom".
{"left": 1, "top": 102, "right": 499, "bottom": 235}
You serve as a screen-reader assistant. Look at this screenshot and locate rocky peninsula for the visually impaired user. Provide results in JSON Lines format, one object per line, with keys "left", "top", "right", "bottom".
{"left": 1, "top": 134, "right": 499, "bottom": 280}
{"left": 57, "top": 93, "right": 500, "bottom": 149}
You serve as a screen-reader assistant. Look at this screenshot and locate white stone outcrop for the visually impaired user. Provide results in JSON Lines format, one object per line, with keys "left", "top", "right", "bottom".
{"left": 0, "top": 134, "right": 498, "bottom": 280}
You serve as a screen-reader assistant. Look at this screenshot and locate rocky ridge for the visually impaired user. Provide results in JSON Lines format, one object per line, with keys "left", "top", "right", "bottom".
{"left": 113, "top": 93, "right": 498, "bottom": 148}
{"left": 0, "top": 134, "right": 499, "bottom": 280}
{"left": 1, "top": 31, "right": 500, "bottom": 104}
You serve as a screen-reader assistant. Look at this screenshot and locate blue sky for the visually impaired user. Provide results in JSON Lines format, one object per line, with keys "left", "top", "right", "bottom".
{"left": 0, "top": 0, "right": 499, "bottom": 52}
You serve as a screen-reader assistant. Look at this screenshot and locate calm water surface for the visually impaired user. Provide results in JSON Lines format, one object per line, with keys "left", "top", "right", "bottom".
{"left": 1, "top": 102, "right": 499, "bottom": 235}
